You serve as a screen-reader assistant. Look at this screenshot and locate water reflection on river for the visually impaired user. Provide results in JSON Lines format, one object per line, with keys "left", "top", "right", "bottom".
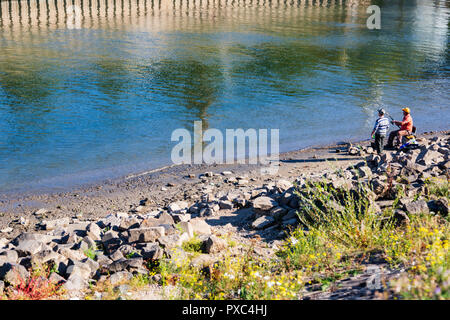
{"left": 0, "top": 0, "right": 448, "bottom": 192}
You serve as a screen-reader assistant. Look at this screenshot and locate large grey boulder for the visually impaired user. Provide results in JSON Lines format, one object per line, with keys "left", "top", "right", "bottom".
{"left": 109, "top": 271, "right": 132, "bottom": 285}
{"left": 86, "top": 222, "right": 102, "bottom": 241}
{"left": 252, "top": 196, "right": 278, "bottom": 212}
{"left": 0, "top": 263, "right": 30, "bottom": 286}
{"left": 128, "top": 227, "right": 165, "bottom": 243}
{"left": 12, "top": 233, "right": 55, "bottom": 246}
{"left": 178, "top": 221, "right": 194, "bottom": 239}
{"left": 15, "top": 240, "right": 44, "bottom": 256}
{"left": 417, "top": 149, "right": 444, "bottom": 166}
{"left": 157, "top": 234, "right": 183, "bottom": 250}
{"left": 219, "top": 200, "right": 233, "bottom": 210}
{"left": 42, "top": 217, "right": 70, "bottom": 231}
{"left": 57, "top": 247, "right": 86, "bottom": 261}
{"left": 404, "top": 200, "right": 430, "bottom": 215}
{"left": 204, "top": 235, "right": 227, "bottom": 254}
{"left": 118, "top": 217, "right": 141, "bottom": 232}
{"left": 167, "top": 201, "right": 189, "bottom": 213}
{"left": 428, "top": 198, "right": 449, "bottom": 216}
{"left": 139, "top": 243, "right": 164, "bottom": 260}
{"left": 251, "top": 216, "right": 276, "bottom": 230}
{"left": 158, "top": 212, "right": 175, "bottom": 225}
{"left": 0, "top": 250, "right": 19, "bottom": 264}
{"left": 64, "top": 273, "right": 87, "bottom": 292}
{"left": 107, "top": 258, "right": 144, "bottom": 273}
{"left": 275, "top": 179, "right": 293, "bottom": 193}
{"left": 189, "top": 219, "right": 211, "bottom": 235}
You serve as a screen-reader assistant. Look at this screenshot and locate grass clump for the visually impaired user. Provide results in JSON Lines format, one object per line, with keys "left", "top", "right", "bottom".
{"left": 293, "top": 181, "right": 394, "bottom": 250}
{"left": 155, "top": 243, "right": 303, "bottom": 300}
{"left": 423, "top": 178, "right": 449, "bottom": 199}
{"left": 181, "top": 236, "right": 204, "bottom": 253}
{"left": 277, "top": 179, "right": 449, "bottom": 299}
{"left": 0, "top": 264, "right": 65, "bottom": 300}
{"left": 83, "top": 247, "right": 97, "bottom": 260}
{"left": 386, "top": 214, "right": 449, "bottom": 299}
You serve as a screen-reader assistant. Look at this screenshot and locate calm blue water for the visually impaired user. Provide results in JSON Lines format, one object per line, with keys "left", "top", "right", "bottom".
{"left": 0, "top": 0, "right": 449, "bottom": 193}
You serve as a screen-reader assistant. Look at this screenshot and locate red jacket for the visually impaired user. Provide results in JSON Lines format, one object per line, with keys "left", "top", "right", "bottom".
{"left": 400, "top": 114, "right": 413, "bottom": 132}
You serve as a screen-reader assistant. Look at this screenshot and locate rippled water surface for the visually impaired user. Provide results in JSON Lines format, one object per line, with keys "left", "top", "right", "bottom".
{"left": 0, "top": 0, "right": 449, "bottom": 192}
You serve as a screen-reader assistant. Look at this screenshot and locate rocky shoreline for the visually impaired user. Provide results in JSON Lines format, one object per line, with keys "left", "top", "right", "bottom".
{"left": 0, "top": 129, "right": 448, "bottom": 299}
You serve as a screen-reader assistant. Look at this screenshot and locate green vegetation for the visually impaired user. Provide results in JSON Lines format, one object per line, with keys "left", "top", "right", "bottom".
{"left": 0, "top": 264, "right": 65, "bottom": 300}
{"left": 150, "top": 178, "right": 449, "bottom": 300}
{"left": 83, "top": 247, "right": 97, "bottom": 260}
{"left": 181, "top": 236, "right": 204, "bottom": 253}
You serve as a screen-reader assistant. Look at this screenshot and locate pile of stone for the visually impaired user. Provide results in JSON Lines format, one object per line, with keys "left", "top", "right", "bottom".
{"left": 0, "top": 205, "right": 221, "bottom": 295}
{"left": 246, "top": 134, "right": 449, "bottom": 231}
{"left": 0, "top": 134, "right": 448, "bottom": 297}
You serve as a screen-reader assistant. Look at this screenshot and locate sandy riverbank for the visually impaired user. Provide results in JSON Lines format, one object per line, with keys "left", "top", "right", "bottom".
{"left": 0, "top": 129, "right": 448, "bottom": 238}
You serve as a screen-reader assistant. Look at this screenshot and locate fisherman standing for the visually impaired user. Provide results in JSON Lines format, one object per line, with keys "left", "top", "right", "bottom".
{"left": 386, "top": 107, "right": 413, "bottom": 149}
{"left": 371, "top": 108, "right": 390, "bottom": 154}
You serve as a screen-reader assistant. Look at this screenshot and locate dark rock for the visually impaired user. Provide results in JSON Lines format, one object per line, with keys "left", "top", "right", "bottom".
{"left": 140, "top": 243, "right": 164, "bottom": 260}
{"left": 251, "top": 216, "right": 276, "bottom": 230}
{"left": 101, "top": 230, "right": 122, "bottom": 254}
{"left": 14, "top": 240, "right": 44, "bottom": 256}
{"left": 218, "top": 200, "right": 233, "bottom": 210}
{"left": 404, "top": 200, "right": 430, "bottom": 215}
{"left": 118, "top": 218, "right": 141, "bottom": 232}
{"left": 0, "top": 263, "right": 30, "bottom": 286}
{"left": 268, "top": 206, "right": 288, "bottom": 219}
{"left": 109, "top": 250, "right": 124, "bottom": 262}
{"left": 370, "top": 179, "right": 387, "bottom": 195}
{"left": 428, "top": 198, "right": 449, "bottom": 216}
{"left": 393, "top": 210, "right": 410, "bottom": 226}
{"left": 128, "top": 227, "right": 165, "bottom": 243}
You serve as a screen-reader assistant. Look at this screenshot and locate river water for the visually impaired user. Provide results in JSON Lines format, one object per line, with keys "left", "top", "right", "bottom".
{"left": 0, "top": 0, "right": 449, "bottom": 193}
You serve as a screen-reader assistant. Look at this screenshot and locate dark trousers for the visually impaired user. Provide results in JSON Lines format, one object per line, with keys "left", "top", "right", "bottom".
{"left": 374, "top": 133, "right": 385, "bottom": 154}
{"left": 387, "top": 129, "right": 411, "bottom": 148}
